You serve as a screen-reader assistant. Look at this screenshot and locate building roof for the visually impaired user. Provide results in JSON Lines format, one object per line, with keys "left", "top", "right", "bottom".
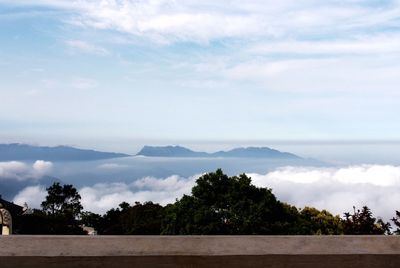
{"left": 0, "top": 195, "right": 24, "bottom": 216}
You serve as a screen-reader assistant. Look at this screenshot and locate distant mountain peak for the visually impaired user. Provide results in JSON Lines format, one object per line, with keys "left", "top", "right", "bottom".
{"left": 136, "top": 145, "right": 208, "bottom": 157}
{"left": 0, "top": 143, "right": 130, "bottom": 161}
{"left": 136, "top": 145, "right": 301, "bottom": 159}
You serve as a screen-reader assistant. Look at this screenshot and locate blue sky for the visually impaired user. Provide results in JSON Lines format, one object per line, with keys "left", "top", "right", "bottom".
{"left": 1, "top": 0, "right": 400, "bottom": 152}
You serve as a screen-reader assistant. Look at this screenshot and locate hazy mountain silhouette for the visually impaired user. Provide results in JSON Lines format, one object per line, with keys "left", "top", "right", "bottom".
{"left": 0, "top": 144, "right": 130, "bottom": 161}
{"left": 137, "top": 145, "right": 301, "bottom": 159}
{"left": 137, "top": 146, "right": 209, "bottom": 157}
{"left": 212, "top": 147, "right": 301, "bottom": 159}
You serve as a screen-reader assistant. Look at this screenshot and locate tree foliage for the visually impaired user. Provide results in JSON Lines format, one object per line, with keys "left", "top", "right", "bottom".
{"left": 15, "top": 182, "right": 85, "bottom": 234}
{"left": 291, "top": 206, "right": 344, "bottom": 235}
{"left": 41, "top": 182, "right": 83, "bottom": 219}
{"left": 84, "top": 201, "right": 164, "bottom": 235}
{"left": 391, "top": 210, "right": 400, "bottom": 234}
{"left": 161, "top": 169, "right": 298, "bottom": 235}
{"left": 12, "top": 170, "right": 399, "bottom": 236}
{"left": 15, "top": 209, "right": 86, "bottom": 235}
{"left": 343, "top": 206, "right": 390, "bottom": 235}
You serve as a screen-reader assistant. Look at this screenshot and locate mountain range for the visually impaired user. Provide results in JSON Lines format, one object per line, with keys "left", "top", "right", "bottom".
{"left": 0, "top": 144, "right": 302, "bottom": 161}
{"left": 136, "top": 145, "right": 301, "bottom": 159}
{"left": 0, "top": 143, "right": 129, "bottom": 161}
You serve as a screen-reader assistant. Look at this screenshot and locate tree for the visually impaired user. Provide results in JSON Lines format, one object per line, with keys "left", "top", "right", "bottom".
{"left": 391, "top": 210, "right": 400, "bottom": 234}
{"left": 14, "top": 209, "right": 86, "bottom": 235}
{"left": 297, "top": 207, "right": 343, "bottom": 235}
{"left": 20, "top": 182, "right": 86, "bottom": 235}
{"left": 162, "top": 169, "right": 299, "bottom": 235}
{"left": 343, "top": 206, "right": 390, "bottom": 235}
{"left": 41, "top": 182, "right": 83, "bottom": 219}
{"left": 80, "top": 211, "right": 103, "bottom": 232}
{"left": 99, "top": 202, "right": 164, "bottom": 235}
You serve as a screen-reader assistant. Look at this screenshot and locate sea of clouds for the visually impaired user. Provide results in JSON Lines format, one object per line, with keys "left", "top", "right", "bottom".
{"left": 3, "top": 161, "right": 400, "bottom": 221}
{"left": 0, "top": 160, "right": 53, "bottom": 181}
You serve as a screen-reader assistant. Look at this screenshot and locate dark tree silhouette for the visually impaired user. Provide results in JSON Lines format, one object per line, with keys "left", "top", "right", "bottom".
{"left": 343, "top": 206, "right": 390, "bottom": 235}
{"left": 391, "top": 210, "right": 400, "bottom": 234}
{"left": 98, "top": 201, "right": 164, "bottom": 235}
{"left": 15, "top": 182, "right": 85, "bottom": 234}
{"left": 41, "top": 182, "right": 83, "bottom": 218}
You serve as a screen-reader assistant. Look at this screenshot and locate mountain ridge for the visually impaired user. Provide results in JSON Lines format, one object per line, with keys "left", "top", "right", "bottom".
{"left": 136, "top": 145, "right": 301, "bottom": 159}
{"left": 0, "top": 143, "right": 130, "bottom": 161}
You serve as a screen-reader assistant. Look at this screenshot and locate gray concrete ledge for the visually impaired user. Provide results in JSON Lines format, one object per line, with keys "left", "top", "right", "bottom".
{"left": 1, "top": 236, "right": 400, "bottom": 267}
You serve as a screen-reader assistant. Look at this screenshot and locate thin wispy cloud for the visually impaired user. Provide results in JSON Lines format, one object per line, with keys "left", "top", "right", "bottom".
{"left": 66, "top": 40, "right": 109, "bottom": 55}
{"left": 71, "top": 77, "right": 98, "bottom": 90}
{"left": 1, "top": 0, "right": 400, "bottom": 143}
{"left": 248, "top": 34, "right": 400, "bottom": 56}
{"left": 71, "top": 1, "right": 400, "bottom": 44}
{"left": 4, "top": 0, "right": 400, "bottom": 43}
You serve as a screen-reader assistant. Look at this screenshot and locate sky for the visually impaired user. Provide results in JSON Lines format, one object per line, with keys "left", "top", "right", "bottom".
{"left": 1, "top": 0, "right": 400, "bottom": 152}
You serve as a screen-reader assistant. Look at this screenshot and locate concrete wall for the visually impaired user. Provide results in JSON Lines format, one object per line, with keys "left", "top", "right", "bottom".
{"left": 1, "top": 236, "right": 400, "bottom": 267}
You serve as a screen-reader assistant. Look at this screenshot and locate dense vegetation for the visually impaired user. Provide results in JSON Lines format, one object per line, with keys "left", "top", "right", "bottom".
{"left": 13, "top": 169, "right": 398, "bottom": 235}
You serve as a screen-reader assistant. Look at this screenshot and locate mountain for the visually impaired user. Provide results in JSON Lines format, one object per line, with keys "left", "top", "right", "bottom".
{"left": 136, "top": 145, "right": 209, "bottom": 157}
{"left": 0, "top": 144, "right": 130, "bottom": 161}
{"left": 212, "top": 147, "right": 300, "bottom": 159}
{"left": 136, "top": 145, "right": 301, "bottom": 159}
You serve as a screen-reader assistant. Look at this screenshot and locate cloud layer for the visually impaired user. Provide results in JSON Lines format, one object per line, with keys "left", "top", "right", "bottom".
{"left": 6, "top": 0, "right": 400, "bottom": 44}
{"left": 75, "top": 0, "right": 400, "bottom": 46}
{"left": 79, "top": 174, "right": 197, "bottom": 213}
{"left": 249, "top": 165, "right": 400, "bottom": 220}
{"left": 0, "top": 160, "right": 53, "bottom": 181}
{"left": 12, "top": 165, "right": 400, "bottom": 221}
{"left": 13, "top": 185, "right": 47, "bottom": 208}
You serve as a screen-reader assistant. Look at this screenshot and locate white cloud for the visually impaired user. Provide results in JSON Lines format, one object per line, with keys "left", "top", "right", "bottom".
{"left": 14, "top": 165, "right": 400, "bottom": 221}
{"left": 248, "top": 34, "right": 400, "bottom": 56}
{"left": 206, "top": 55, "right": 400, "bottom": 93}
{"left": 66, "top": 40, "right": 109, "bottom": 55}
{"left": 0, "top": 161, "right": 29, "bottom": 180}
{"left": 249, "top": 165, "right": 400, "bottom": 220}
{"left": 32, "top": 160, "right": 53, "bottom": 177}
{"left": 71, "top": 77, "right": 98, "bottom": 89}
{"left": 13, "top": 185, "right": 47, "bottom": 208}
{"left": 79, "top": 174, "right": 197, "bottom": 214}
{"left": 78, "top": 1, "right": 400, "bottom": 44}
{"left": 0, "top": 160, "right": 52, "bottom": 181}
{"left": 97, "top": 163, "right": 128, "bottom": 169}
{"left": 5, "top": 0, "right": 400, "bottom": 98}
{"left": 6, "top": 1, "right": 400, "bottom": 44}
{"left": 67, "top": 1, "right": 265, "bottom": 43}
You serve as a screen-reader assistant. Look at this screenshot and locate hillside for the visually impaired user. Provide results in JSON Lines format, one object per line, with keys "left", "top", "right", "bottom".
{"left": 0, "top": 144, "right": 130, "bottom": 161}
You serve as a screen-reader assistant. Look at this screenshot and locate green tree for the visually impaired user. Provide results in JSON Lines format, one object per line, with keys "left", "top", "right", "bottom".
{"left": 297, "top": 207, "right": 343, "bottom": 235}
{"left": 99, "top": 202, "right": 164, "bottom": 235}
{"left": 343, "top": 206, "right": 390, "bottom": 235}
{"left": 162, "top": 169, "right": 298, "bottom": 235}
